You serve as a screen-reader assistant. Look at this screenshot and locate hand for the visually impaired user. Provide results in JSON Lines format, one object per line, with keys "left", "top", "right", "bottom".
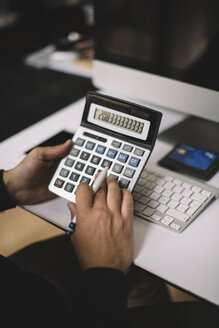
{"left": 68, "top": 178, "right": 134, "bottom": 274}
{"left": 3, "top": 140, "right": 73, "bottom": 205}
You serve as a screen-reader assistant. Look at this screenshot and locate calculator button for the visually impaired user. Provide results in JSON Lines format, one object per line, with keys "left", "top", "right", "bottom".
{"left": 106, "top": 149, "right": 118, "bottom": 159}
{"left": 119, "top": 178, "right": 130, "bottom": 189}
{"left": 128, "top": 157, "right": 140, "bottom": 167}
{"left": 80, "top": 176, "right": 91, "bottom": 184}
{"left": 123, "top": 167, "right": 135, "bottom": 178}
{"left": 134, "top": 148, "right": 145, "bottom": 156}
{"left": 122, "top": 144, "right": 133, "bottom": 152}
{"left": 54, "top": 178, "right": 64, "bottom": 188}
{"left": 85, "top": 165, "right": 96, "bottom": 176}
{"left": 80, "top": 151, "right": 90, "bottom": 161}
{"left": 59, "top": 168, "right": 70, "bottom": 178}
{"left": 69, "top": 148, "right": 80, "bottom": 157}
{"left": 117, "top": 152, "right": 129, "bottom": 163}
{"left": 75, "top": 162, "right": 85, "bottom": 171}
{"left": 112, "top": 163, "right": 124, "bottom": 174}
{"left": 96, "top": 145, "right": 106, "bottom": 154}
{"left": 64, "top": 183, "right": 75, "bottom": 193}
{"left": 101, "top": 159, "right": 113, "bottom": 169}
{"left": 64, "top": 158, "right": 75, "bottom": 167}
{"left": 85, "top": 141, "right": 96, "bottom": 150}
{"left": 69, "top": 172, "right": 80, "bottom": 182}
{"left": 75, "top": 138, "right": 85, "bottom": 147}
{"left": 111, "top": 140, "right": 121, "bottom": 148}
{"left": 109, "top": 174, "right": 119, "bottom": 180}
{"left": 90, "top": 155, "right": 101, "bottom": 165}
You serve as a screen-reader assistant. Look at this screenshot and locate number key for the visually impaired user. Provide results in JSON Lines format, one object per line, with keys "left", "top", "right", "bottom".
{"left": 75, "top": 162, "right": 85, "bottom": 171}
{"left": 80, "top": 151, "right": 90, "bottom": 161}
{"left": 85, "top": 166, "right": 96, "bottom": 176}
{"left": 101, "top": 159, "right": 113, "bottom": 169}
{"left": 91, "top": 155, "right": 101, "bottom": 165}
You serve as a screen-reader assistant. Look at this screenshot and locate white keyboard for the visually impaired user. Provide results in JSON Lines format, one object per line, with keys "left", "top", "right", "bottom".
{"left": 133, "top": 164, "right": 218, "bottom": 233}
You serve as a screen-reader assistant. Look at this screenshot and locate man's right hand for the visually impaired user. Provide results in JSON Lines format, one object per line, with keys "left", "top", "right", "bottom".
{"left": 67, "top": 178, "right": 134, "bottom": 275}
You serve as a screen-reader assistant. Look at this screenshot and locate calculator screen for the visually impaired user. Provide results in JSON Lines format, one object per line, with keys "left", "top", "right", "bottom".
{"left": 88, "top": 103, "right": 150, "bottom": 140}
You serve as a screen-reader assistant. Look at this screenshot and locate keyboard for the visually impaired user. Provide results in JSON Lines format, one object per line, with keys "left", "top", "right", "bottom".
{"left": 133, "top": 164, "right": 218, "bottom": 233}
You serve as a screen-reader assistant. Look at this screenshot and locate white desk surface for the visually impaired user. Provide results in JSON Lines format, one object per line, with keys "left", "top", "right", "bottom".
{"left": 1, "top": 95, "right": 219, "bottom": 306}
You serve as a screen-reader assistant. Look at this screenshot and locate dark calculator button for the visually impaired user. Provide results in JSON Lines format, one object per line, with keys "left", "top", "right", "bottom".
{"left": 111, "top": 140, "right": 121, "bottom": 148}
{"left": 75, "top": 138, "right": 85, "bottom": 147}
{"left": 64, "top": 183, "right": 75, "bottom": 193}
{"left": 96, "top": 145, "right": 106, "bottom": 154}
{"left": 101, "top": 159, "right": 113, "bottom": 169}
{"left": 85, "top": 141, "right": 96, "bottom": 150}
{"left": 75, "top": 162, "right": 85, "bottom": 171}
{"left": 134, "top": 148, "right": 145, "bottom": 156}
{"left": 69, "top": 148, "right": 80, "bottom": 157}
{"left": 90, "top": 155, "right": 101, "bottom": 165}
{"left": 112, "top": 163, "right": 124, "bottom": 174}
{"left": 123, "top": 167, "right": 135, "bottom": 178}
{"left": 59, "top": 168, "right": 70, "bottom": 178}
{"left": 64, "top": 158, "right": 75, "bottom": 167}
{"left": 69, "top": 172, "right": 80, "bottom": 182}
{"left": 80, "top": 176, "right": 91, "bottom": 184}
{"left": 106, "top": 149, "right": 117, "bottom": 159}
{"left": 54, "top": 178, "right": 64, "bottom": 188}
{"left": 122, "top": 144, "right": 133, "bottom": 152}
{"left": 85, "top": 165, "right": 96, "bottom": 176}
{"left": 128, "top": 157, "right": 140, "bottom": 167}
{"left": 80, "top": 151, "right": 90, "bottom": 161}
{"left": 117, "top": 152, "right": 129, "bottom": 163}
{"left": 109, "top": 174, "right": 119, "bottom": 180}
{"left": 119, "top": 178, "right": 130, "bottom": 189}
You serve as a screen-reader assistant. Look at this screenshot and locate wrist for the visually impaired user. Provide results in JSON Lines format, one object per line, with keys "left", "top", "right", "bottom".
{"left": 2, "top": 170, "right": 17, "bottom": 204}
{"left": 0, "top": 170, "right": 17, "bottom": 210}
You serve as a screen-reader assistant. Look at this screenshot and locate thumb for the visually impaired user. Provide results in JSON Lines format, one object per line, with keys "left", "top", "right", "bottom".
{"left": 38, "top": 139, "right": 73, "bottom": 161}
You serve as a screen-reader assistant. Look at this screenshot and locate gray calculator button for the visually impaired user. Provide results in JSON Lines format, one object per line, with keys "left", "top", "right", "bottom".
{"left": 111, "top": 140, "right": 122, "bottom": 148}
{"left": 85, "top": 165, "right": 96, "bottom": 176}
{"left": 69, "top": 148, "right": 80, "bottom": 157}
{"left": 59, "top": 168, "right": 70, "bottom": 178}
{"left": 64, "top": 183, "right": 75, "bottom": 193}
{"left": 112, "top": 163, "right": 124, "bottom": 174}
{"left": 91, "top": 155, "right": 101, "bottom": 165}
{"left": 75, "top": 162, "right": 85, "bottom": 171}
{"left": 122, "top": 144, "right": 133, "bottom": 152}
{"left": 80, "top": 176, "right": 91, "bottom": 184}
{"left": 101, "top": 159, "right": 113, "bottom": 169}
{"left": 109, "top": 174, "right": 119, "bottom": 181}
{"left": 69, "top": 172, "right": 80, "bottom": 182}
{"left": 80, "top": 151, "right": 90, "bottom": 161}
{"left": 123, "top": 167, "right": 135, "bottom": 178}
{"left": 119, "top": 178, "right": 130, "bottom": 189}
{"left": 75, "top": 138, "right": 85, "bottom": 147}
{"left": 54, "top": 178, "right": 64, "bottom": 188}
{"left": 134, "top": 148, "right": 145, "bottom": 156}
{"left": 64, "top": 158, "right": 75, "bottom": 167}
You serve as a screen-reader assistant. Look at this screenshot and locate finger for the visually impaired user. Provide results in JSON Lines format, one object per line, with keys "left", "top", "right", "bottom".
{"left": 121, "top": 189, "right": 133, "bottom": 220}
{"left": 67, "top": 202, "right": 77, "bottom": 219}
{"left": 106, "top": 178, "right": 121, "bottom": 213}
{"left": 36, "top": 139, "right": 73, "bottom": 161}
{"left": 75, "top": 182, "right": 93, "bottom": 213}
{"left": 93, "top": 178, "right": 107, "bottom": 208}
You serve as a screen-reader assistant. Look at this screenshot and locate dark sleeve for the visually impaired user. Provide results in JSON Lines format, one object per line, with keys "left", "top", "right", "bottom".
{"left": 0, "top": 170, "right": 16, "bottom": 211}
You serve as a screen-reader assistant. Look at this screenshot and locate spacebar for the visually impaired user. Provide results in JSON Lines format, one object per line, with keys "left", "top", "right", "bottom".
{"left": 166, "top": 208, "right": 189, "bottom": 222}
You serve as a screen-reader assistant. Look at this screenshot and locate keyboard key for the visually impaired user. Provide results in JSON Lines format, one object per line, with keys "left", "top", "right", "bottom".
{"left": 69, "top": 172, "right": 80, "bottom": 182}
{"left": 106, "top": 149, "right": 118, "bottom": 158}
{"left": 152, "top": 214, "right": 161, "bottom": 222}
{"left": 123, "top": 167, "right": 135, "bottom": 178}
{"left": 138, "top": 196, "right": 150, "bottom": 204}
{"left": 149, "top": 192, "right": 160, "bottom": 201}
{"left": 122, "top": 144, "right": 133, "bottom": 152}
{"left": 112, "top": 163, "right": 124, "bottom": 174}
{"left": 170, "top": 223, "right": 181, "bottom": 231}
{"left": 180, "top": 197, "right": 192, "bottom": 205}
{"left": 64, "top": 158, "right": 75, "bottom": 167}
{"left": 134, "top": 148, "right": 145, "bottom": 156}
{"left": 96, "top": 145, "right": 106, "bottom": 154}
{"left": 64, "top": 183, "right": 75, "bottom": 193}
{"left": 111, "top": 140, "right": 121, "bottom": 148}
{"left": 166, "top": 208, "right": 189, "bottom": 222}
{"left": 191, "top": 193, "right": 207, "bottom": 203}
{"left": 85, "top": 166, "right": 96, "bottom": 176}
{"left": 201, "top": 190, "right": 211, "bottom": 197}
{"left": 177, "top": 204, "right": 189, "bottom": 213}
{"left": 59, "top": 168, "right": 70, "bottom": 178}
{"left": 158, "top": 196, "right": 169, "bottom": 205}
{"left": 142, "top": 207, "right": 155, "bottom": 217}
{"left": 134, "top": 202, "right": 146, "bottom": 213}
{"left": 182, "top": 189, "right": 193, "bottom": 197}
{"left": 192, "top": 186, "right": 201, "bottom": 193}
{"left": 80, "top": 151, "right": 90, "bottom": 161}
{"left": 80, "top": 176, "right": 91, "bottom": 184}
{"left": 186, "top": 206, "right": 199, "bottom": 215}
{"left": 162, "top": 189, "right": 173, "bottom": 197}
{"left": 167, "top": 200, "right": 179, "bottom": 209}
{"left": 157, "top": 204, "right": 168, "bottom": 213}
{"left": 161, "top": 216, "right": 173, "bottom": 225}
{"left": 54, "top": 178, "right": 64, "bottom": 188}
{"left": 75, "top": 138, "right": 85, "bottom": 147}
{"left": 117, "top": 152, "right": 129, "bottom": 163}
{"left": 69, "top": 148, "right": 80, "bottom": 157}
{"left": 171, "top": 193, "right": 183, "bottom": 202}
{"left": 128, "top": 156, "right": 140, "bottom": 167}
{"left": 75, "top": 162, "right": 85, "bottom": 171}
{"left": 85, "top": 141, "right": 95, "bottom": 150}
{"left": 101, "top": 159, "right": 113, "bottom": 169}
{"left": 119, "top": 178, "right": 130, "bottom": 189}
{"left": 148, "top": 200, "right": 159, "bottom": 208}
{"left": 90, "top": 155, "right": 101, "bottom": 165}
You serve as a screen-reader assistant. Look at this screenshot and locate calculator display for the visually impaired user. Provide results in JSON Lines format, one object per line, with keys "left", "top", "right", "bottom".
{"left": 94, "top": 109, "right": 144, "bottom": 134}
{"left": 88, "top": 103, "right": 151, "bottom": 140}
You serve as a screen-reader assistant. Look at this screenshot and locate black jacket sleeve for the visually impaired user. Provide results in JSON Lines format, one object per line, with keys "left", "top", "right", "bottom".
{"left": 0, "top": 170, "right": 16, "bottom": 211}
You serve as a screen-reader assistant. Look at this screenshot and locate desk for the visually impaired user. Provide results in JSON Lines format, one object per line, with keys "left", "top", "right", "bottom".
{"left": 1, "top": 95, "right": 219, "bottom": 306}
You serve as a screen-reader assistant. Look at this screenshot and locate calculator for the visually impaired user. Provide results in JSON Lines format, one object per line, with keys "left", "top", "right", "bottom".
{"left": 49, "top": 92, "right": 162, "bottom": 203}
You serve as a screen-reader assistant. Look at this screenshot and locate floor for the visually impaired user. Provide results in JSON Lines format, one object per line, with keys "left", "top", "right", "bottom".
{"left": 0, "top": 206, "right": 198, "bottom": 303}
